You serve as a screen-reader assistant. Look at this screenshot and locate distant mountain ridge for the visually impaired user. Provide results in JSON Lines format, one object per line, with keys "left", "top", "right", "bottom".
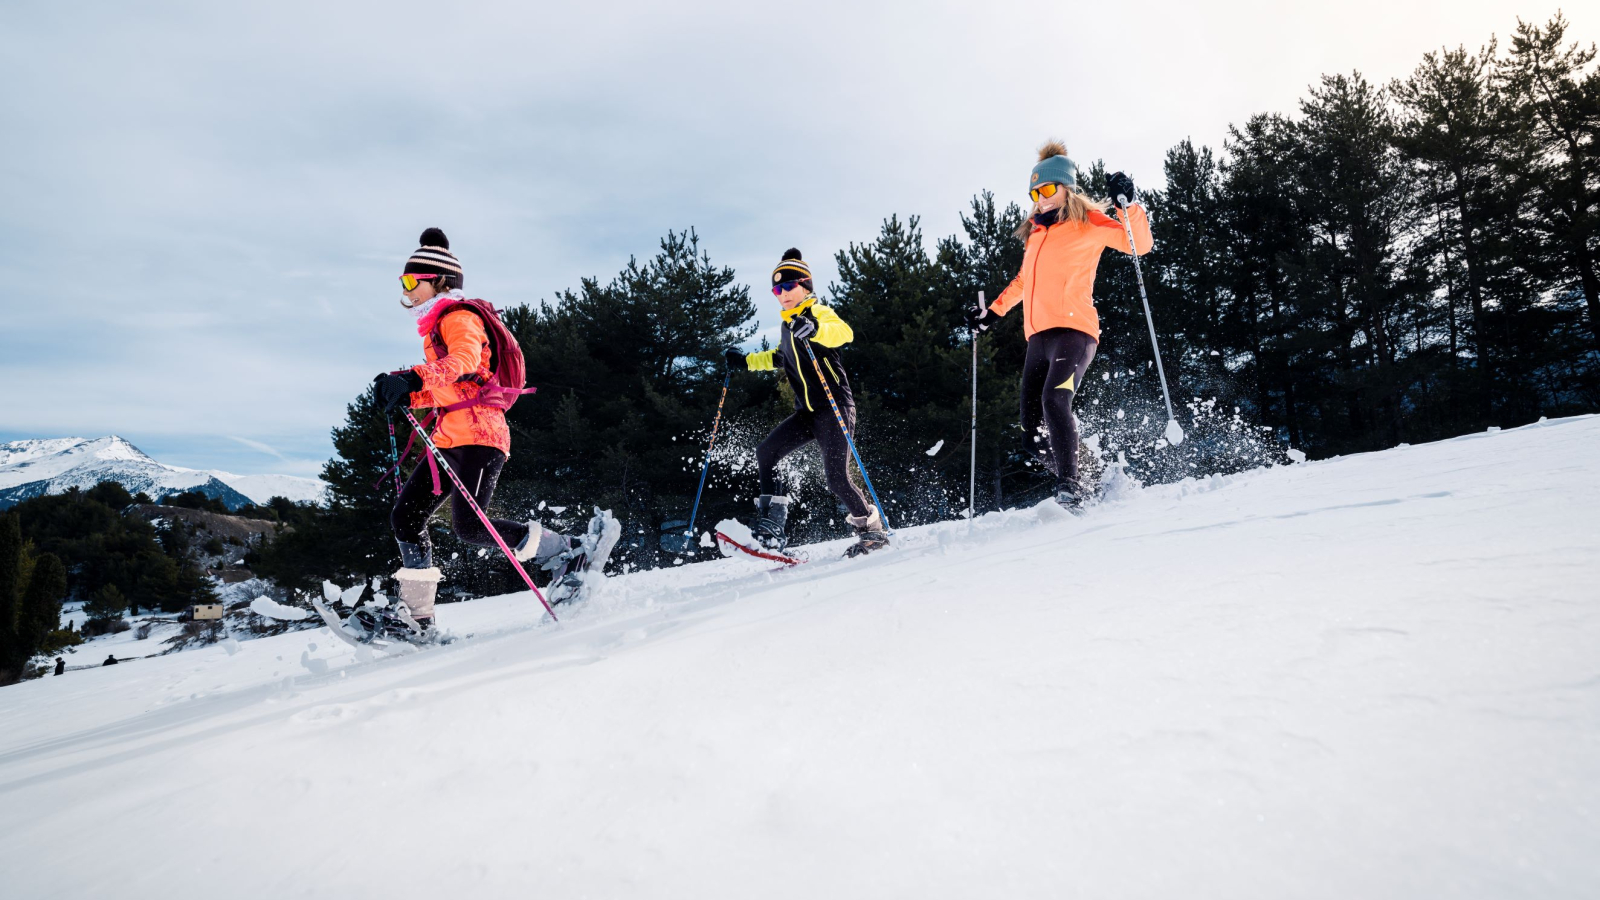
{"left": 0, "top": 436, "right": 328, "bottom": 510}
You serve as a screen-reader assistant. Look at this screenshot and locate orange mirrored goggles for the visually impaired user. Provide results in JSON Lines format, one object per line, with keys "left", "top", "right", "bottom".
{"left": 1029, "top": 182, "right": 1062, "bottom": 203}
{"left": 399, "top": 273, "right": 443, "bottom": 291}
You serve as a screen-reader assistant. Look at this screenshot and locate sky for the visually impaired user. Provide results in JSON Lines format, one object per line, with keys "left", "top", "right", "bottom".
{"left": 0, "top": 0, "right": 1569, "bottom": 477}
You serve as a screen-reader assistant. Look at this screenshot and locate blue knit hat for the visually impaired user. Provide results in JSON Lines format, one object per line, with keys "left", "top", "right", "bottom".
{"left": 1030, "top": 154, "right": 1078, "bottom": 192}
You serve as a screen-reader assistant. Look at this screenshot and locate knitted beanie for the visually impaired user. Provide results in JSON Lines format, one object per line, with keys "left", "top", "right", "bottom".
{"left": 1029, "top": 140, "right": 1078, "bottom": 192}
{"left": 404, "top": 228, "right": 464, "bottom": 287}
{"left": 771, "top": 248, "right": 813, "bottom": 289}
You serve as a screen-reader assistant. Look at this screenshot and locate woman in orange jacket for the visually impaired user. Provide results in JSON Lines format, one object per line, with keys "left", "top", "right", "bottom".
{"left": 369, "top": 229, "right": 616, "bottom": 641}
{"left": 966, "top": 141, "right": 1152, "bottom": 511}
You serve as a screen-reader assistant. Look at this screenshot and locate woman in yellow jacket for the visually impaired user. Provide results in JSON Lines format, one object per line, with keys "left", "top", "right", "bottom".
{"left": 724, "top": 249, "right": 887, "bottom": 557}
{"left": 967, "top": 141, "right": 1153, "bottom": 511}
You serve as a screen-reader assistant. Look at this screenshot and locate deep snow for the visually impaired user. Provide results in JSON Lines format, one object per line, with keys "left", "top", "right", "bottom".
{"left": 1, "top": 417, "right": 1597, "bottom": 899}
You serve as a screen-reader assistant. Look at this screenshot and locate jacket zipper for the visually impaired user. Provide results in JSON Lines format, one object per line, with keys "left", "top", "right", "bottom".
{"left": 1027, "top": 225, "right": 1051, "bottom": 330}
{"left": 788, "top": 327, "right": 812, "bottom": 412}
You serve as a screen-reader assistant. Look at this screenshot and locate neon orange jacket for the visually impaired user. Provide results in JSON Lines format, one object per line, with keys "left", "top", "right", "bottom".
{"left": 409, "top": 307, "right": 512, "bottom": 455}
{"left": 990, "top": 205, "right": 1152, "bottom": 342}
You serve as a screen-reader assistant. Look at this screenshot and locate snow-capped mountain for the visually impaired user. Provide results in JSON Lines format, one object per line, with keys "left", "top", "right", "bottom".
{"left": 0, "top": 436, "right": 327, "bottom": 510}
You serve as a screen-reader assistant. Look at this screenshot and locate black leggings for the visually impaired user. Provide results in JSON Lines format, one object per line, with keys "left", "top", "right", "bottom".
{"left": 1020, "top": 327, "right": 1098, "bottom": 488}
{"left": 756, "top": 409, "right": 870, "bottom": 517}
{"left": 390, "top": 445, "right": 528, "bottom": 560}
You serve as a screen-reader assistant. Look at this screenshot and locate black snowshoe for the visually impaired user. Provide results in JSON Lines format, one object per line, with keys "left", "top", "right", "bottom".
{"left": 843, "top": 506, "right": 890, "bottom": 558}
{"left": 347, "top": 605, "right": 440, "bottom": 645}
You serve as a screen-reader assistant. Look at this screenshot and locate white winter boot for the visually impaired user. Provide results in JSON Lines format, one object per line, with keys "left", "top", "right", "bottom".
{"left": 392, "top": 566, "right": 443, "bottom": 621}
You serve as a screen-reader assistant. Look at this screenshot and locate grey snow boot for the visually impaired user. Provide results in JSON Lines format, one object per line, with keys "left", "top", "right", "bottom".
{"left": 752, "top": 494, "right": 790, "bottom": 550}
{"left": 544, "top": 508, "right": 622, "bottom": 606}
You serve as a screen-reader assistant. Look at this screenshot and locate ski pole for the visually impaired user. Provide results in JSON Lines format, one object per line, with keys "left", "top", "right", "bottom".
{"left": 969, "top": 290, "right": 982, "bottom": 521}
{"left": 398, "top": 408, "right": 558, "bottom": 622}
{"left": 683, "top": 370, "right": 730, "bottom": 544}
{"left": 385, "top": 414, "right": 403, "bottom": 496}
{"left": 799, "top": 341, "right": 892, "bottom": 533}
{"left": 1115, "top": 193, "right": 1184, "bottom": 446}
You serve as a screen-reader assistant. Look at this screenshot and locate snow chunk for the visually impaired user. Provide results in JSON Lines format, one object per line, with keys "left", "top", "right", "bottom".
{"left": 251, "top": 596, "right": 310, "bottom": 621}
{"left": 926, "top": 440, "right": 944, "bottom": 456}
{"left": 715, "top": 518, "right": 754, "bottom": 556}
{"left": 339, "top": 584, "right": 365, "bottom": 608}
{"left": 1287, "top": 448, "right": 1307, "bottom": 464}
{"left": 1163, "top": 418, "right": 1186, "bottom": 447}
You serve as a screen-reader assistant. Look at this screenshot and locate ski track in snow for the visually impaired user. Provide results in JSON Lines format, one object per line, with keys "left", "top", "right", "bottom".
{"left": 2, "top": 417, "right": 1599, "bottom": 898}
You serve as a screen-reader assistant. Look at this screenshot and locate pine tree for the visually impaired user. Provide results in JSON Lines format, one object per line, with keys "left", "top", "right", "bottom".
{"left": 0, "top": 514, "right": 24, "bottom": 674}
{"left": 82, "top": 584, "right": 126, "bottom": 624}
{"left": 17, "top": 553, "right": 67, "bottom": 660}
{"left": 1499, "top": 13, "right": 1600, "bottom": 351}
{"left": 502, "top": 229, "right": 758, "bottom": 568}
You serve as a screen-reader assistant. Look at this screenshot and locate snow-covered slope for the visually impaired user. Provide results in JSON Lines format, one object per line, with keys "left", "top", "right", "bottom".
{"left": 205, "top": 470, "right": 329, "bottom": 506}
{"left": 0, "top": 436, "right": 326, "bottom": 508}
{"left": 2, "top": 418, "right": 1597, "bottom": 899}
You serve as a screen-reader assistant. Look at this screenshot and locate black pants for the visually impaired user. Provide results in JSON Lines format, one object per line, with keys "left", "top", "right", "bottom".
{"left": 391, "top": 445, "right": 528, "bottom": 562}
{"left": 756, "top": 409, "right": 870, "bottom": 517}
{"left": 1020, "top": 327, "right": 1098, "bottom": 489}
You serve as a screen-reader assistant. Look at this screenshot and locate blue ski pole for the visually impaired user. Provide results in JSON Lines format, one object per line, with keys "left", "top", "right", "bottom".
{"left": 799, "top": 341, "right": 892, "bottom": 533}
{"left": 683, "top": 371, "right": 731, "bottom": 544}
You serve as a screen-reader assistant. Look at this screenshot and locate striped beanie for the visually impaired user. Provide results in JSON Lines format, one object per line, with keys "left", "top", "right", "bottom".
{"left": 772, "top": 248, "right": 812, "bottom": 289}
{"left": 404, "top": 227, "right": 464, "bottom": 287}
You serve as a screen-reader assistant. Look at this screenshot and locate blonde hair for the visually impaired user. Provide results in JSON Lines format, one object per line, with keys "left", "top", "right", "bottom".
{"left": 1015, "top": 139, "right": 1112, "bottom": 239}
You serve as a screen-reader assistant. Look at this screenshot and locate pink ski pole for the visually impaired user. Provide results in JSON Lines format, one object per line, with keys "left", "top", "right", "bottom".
{"left": 400, "top": 408, "right": 557, "bottom": 622}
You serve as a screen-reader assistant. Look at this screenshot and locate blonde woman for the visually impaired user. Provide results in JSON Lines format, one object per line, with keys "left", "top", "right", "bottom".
{"left": 965, "top": 141, "right": 1153, "bottom": 511}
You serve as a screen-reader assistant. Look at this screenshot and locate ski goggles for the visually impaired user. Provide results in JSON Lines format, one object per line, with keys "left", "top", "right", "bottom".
{"left": 399, "top": 273, "right": 443, "bottom": 292}
{"left": 1029, "top": 182, "right": 1063, "bottom": 203}
{"left": 772, "top": 280, "right": 801, "bottom": 296}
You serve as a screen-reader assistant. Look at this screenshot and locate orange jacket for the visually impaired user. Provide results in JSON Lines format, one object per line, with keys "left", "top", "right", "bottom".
{"left": 990, "top": 205, "right": 1152, "bottom": 342}
{"left": 409, "top": 307, "right": 512, "bottom": 455}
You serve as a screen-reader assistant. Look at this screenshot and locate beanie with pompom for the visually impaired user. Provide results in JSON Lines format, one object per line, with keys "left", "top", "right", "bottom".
{"left": 771, "top": 248, "right": 813, "bottom": 289}
{"left": 404, "top": 227, "right": 463, "bottom": 287}
{"left": 1029, "top": 139, "right": 1078, "bottom": 193}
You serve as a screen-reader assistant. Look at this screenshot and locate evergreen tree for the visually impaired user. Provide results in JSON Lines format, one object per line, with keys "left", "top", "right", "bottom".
{"left": 83, "top": 584, "right": 127, "bottom": 624}
{"left": 502, "top": 229, "right": 758, "bottom": 568}
{"left": 0, "top": 513, "right": 23, "bottom": 674}
{"left": 17, "top": 553, "right": 67, "bottom": 660}
{"left": 1499, "top": 13, "right": 1600, "bottom": 351}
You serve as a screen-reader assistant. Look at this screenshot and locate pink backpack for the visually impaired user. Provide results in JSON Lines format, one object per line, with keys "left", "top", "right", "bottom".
{"left": 376, "top": 298, "right": 536, "bottom": 495}
{"left": 425, "top": 298, "right": 537, "bottom": 413}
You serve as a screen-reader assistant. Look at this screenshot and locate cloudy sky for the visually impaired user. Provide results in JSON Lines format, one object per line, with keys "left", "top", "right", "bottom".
{"left": 0, "top": 0, "right": 1558, "bottom": 476}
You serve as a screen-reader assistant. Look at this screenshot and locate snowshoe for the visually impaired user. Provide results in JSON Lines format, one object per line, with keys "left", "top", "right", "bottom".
{"left": 545, "top": 507, "right": 622, "bottom": 606}
{"left": 843, "top": 506, "right": 890, "bottom": 558}
{"left": 348, "top": 605, "right": 439, "bottom": 645}
{"left": 752, "top": 494, "right": 790, "bottom": 550}
{"left": 1053, "top": 477, "right": 1092, "bottom": 516}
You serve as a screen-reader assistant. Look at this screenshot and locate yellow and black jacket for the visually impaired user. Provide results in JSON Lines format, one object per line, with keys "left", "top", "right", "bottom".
{"left": 741, "top": 297, "right": 855, "bottom": 414}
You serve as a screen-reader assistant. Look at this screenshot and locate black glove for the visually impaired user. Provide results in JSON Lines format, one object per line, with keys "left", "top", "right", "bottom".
{"left": 723, "top": 346, "right": 747, "bottom": 370}
{"left": 1106, "top": 171, "right": 1136, "bottom": 208}
{"left": 788, "top": 311, "right": 819, "bottom": 341}
{"left": 373, "top": 370, "right": 423, "bottom": 413}
{"left": 964, "top": 304, "right": 994, "bottom": 333}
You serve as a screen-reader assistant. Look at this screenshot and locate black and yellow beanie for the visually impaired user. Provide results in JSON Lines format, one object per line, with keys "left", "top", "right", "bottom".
{"left": 771, "top": 248, "right": 813, "bottom": 291}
